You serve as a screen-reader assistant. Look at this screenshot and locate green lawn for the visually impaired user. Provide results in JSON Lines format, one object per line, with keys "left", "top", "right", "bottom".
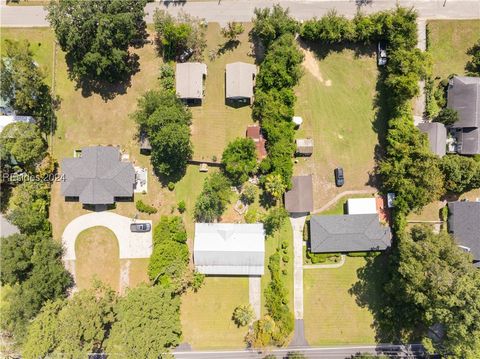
{"left": 303, "top": 257, "right": 376, "bottom": 346}
{"left": 190, "top": 23, "right": 255, "bottom": 161}
{"left": 294, "top": 43, "right": 381, "bottom": 209}
{"left": 75, "top": 226, "right": 120, "bottom": 291}
{"left": 427, "top": 20, "right": 480, "bottom": 79}
{"left": 180, "top": 277, "right": 249, "bottom": 349}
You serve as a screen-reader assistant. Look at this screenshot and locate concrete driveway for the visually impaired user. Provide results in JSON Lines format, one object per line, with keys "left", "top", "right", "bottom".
{"left": 62, "top": 212, "right": 152, "bottom": 261}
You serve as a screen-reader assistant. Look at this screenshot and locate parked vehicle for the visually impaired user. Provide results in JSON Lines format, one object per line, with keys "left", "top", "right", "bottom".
{"left": 377, "top": 41, "right": 387, "bottom": 66}
{"left": 334, "top": 167, "right": 345, "bottom": 187}
{"left": 178, "top": 48, "right": 193, "bottom": 63}
{"left": 130, "top": 222, "right": 151, "bottom": 232}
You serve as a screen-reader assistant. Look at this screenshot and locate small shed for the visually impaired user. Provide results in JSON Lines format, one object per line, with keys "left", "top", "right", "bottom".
{"left": 292, "top": 116, "right": 303, "bottom": 128}
{"left": 347, "top": 198, "right": 377, "bottom": 215}
{"left": 139, "top": 132, "right": 151, "bottom": 155}
{"left": 295, "top": 138, "right": 314, "bottom": 156}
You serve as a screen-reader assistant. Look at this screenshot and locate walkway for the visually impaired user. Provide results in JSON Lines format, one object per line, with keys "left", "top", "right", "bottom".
{"left": 2, "top": 1, "right": 479, "bottom": 27}
{"left": 312, "top": 189, "right": 376, "bottom": 214}
{"left": 248, "top": 276, "right": 261, "bottom": 320}
{"left": 414, "top": 18, "right": 427, "bottom": 122}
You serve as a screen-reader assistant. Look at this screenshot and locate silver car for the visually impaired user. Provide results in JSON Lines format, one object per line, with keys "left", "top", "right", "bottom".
{"left": 378, "top": 41, "right": 387, "bottom": 66}
{"left": 130, "top": 222, "right": 151, "bottom": 232}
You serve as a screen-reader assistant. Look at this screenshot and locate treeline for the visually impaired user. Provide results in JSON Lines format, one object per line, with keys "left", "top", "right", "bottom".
{"left": 0, "top": 41, "right": 71, "bottom": 345}
{"left": 252, "top": 5, "right": 303, "bottom": 189}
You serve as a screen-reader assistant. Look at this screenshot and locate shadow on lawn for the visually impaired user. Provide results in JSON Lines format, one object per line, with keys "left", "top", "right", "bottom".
{"left": 299, "top": 39, "right": 375, "bottom": 61}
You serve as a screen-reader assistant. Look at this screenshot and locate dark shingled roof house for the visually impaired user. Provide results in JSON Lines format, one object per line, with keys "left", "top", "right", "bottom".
{"left": 61, "top": 146, "right": 136, "bottom": 205}
{"left": 447, "top": 76, "right": 480, "bottom": 155}
{"left": 309, "top": 214, "right": 392, "bottom": 253}
{"left": 284, "top": 175, "right": 313, "bottom": 213}
{"left": 448, "top": 201, "right": 480, "bottom": 267}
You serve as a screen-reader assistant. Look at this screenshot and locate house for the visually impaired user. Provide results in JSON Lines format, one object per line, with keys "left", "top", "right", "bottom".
{"left": 284, "top": 175, "right": 313, "bottom": 213}
{"left": 176, "top": 62, "right": 207, "bottom": 104}
{"left": 447, "top": 201, "right": 480, "bottom": 267}
{"left": 417, "top": 122, "right": 447, "bottom": 157}
{"left": 246, "top": 125, "right": 267, "bottom": 160}
{"left": 347, "top": 197, "right": 377, "bottom": 215}
{"left": 225, "top": 62, "right": 257, "bottom": 104}
{"left": 295, "top": 138, "right": 314, "bottom": 156}
{"left": 61, "top": 146, "right": 136, "bottom": 205}
{"left": 193, "top": 223, "right": 265, "bottom": 276}
{"left": 447, "top": 76, "right": 480, "bottom": 155}
{"left": 0, "top": 115, "right": 35, "bottom": 133}
{"left": 309, "top": 214, "right": 392, "bottom": 253}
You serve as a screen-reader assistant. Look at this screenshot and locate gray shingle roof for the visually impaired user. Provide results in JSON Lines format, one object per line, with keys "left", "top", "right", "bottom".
{"left": 309, "top": 214, "right": 392, "bottom": 253}
{"left": 176, "top": 62, "right": 207, "bottom": 100}
{"left": 448, "top": 76, "right": 480, "bottom": 129}
{"left": 285, "top": 175, "right": 313, "bottom": 213}
{"left": 226, "top": 62, "right": 257, "bottom": 99}
{"left": 417, "top": 122, "right": 447, "bottom": 157}
{"left": 448, "top": 201, "right": 480, "bottom": 267}
{"left": 61, "top": 146, "right": 135, "bottom": 205}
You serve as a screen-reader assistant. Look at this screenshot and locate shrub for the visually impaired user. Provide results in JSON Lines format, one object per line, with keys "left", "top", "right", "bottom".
{"left": 347, "top": 252, "right": 370, "bottom": 257}
{"left": 222, "top": 138, "right": 258, "bottom": 185}
{"left": 281, "top": 240, "right": 289, "bottom": 250}
{"left": 241, "top": 183, "right": 258, "bottom": 204}
{"left": 440, "top": 205, "right": 449, "bottom": 222}
{"left": 232, "top": 304, "right": 255, "bottom": 327}
{"left": 153, "top": 216, "right": 187, "bottom": 244}
{"left": 177, "top": 200, "right": 186, "bottom": 213}
{"left": 282, "top": 254, "right": 290, "bottom": 263}
{"left": 245, "top": 207, "right": 260, "bottom": 224}
{"left": 194, "top": 173, "right": 232, "bottom": 222}
{"left": 434, "top": 108, "right": 459, "bottom": 126}
{"left": 168, "top": 182, "right": 175, "bottom": 191}
{"left": 262, "top": 207, "right": 288, "bottom": 235}
{"left": 191, "top": 272, "right": 205, "bottom": 292}
{"left": 136, "top": 200, "right": 157, "bottom": 214}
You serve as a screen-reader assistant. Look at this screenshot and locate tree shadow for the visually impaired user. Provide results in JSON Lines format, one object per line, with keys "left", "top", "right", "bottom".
{"left": 247, "top": 31, "right": 266, "bottom": 65}
{"left": 299, "top": 38, "right": 375, "bottom": 62}
{"left": 162, "top": 0, "right": 187, "bottom": 7}
{"left": 217, "top": 39, "right": 240, "bottom": 56}
{"left": 259, "top": 190, "right": 276, "bottom": 210}
{"left": 66, "top": 53, "right": 140, "bottom": 102}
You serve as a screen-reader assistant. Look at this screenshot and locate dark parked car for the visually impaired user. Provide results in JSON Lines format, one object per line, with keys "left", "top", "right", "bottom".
{"left": 130, "top": 222, "right": 151, "bottom": 232}
{"left": 377, "top": 40, "right": 387, "bottom": 66}
{"left": 178, "top": 48, "right": 193, "bottom": 63}
{"left": 334, "top": 167, "right": 344, "bottom": 187}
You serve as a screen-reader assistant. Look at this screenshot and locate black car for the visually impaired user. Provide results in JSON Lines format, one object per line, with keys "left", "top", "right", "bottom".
{"left": 334, "top": 167, "right": 344, "bottom": 187}
{"left": 178, "top": 48, "right": 193, "bottom": 63}
{"left": 130, "top": 222, "right": 151, "bottom": 232}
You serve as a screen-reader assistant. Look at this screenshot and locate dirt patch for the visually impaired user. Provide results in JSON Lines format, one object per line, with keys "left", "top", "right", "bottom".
{"left": 298, "top": 40, "right": 332, "bottom": 86}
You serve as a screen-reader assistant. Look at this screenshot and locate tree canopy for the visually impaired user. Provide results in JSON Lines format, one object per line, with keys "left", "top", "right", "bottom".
{"left": 465, "top": 39, "right": 480, "bottom": 76}
{"left": 194, "top": 173, "right": 232, "bottom": 222}
{"left": 47, "top": 0, "right": 147, "bottom": 83}
{"left": 0, "top": 39, "right": 56, "bottom": 132}
{"left": 222, "top": 138, "right": 257, "bottom": 185}
{"left": 251, "top": 5, "right": 299, "bottom": 47}
{"left": 106, "top": 284, "right": 182, "bottom": 358}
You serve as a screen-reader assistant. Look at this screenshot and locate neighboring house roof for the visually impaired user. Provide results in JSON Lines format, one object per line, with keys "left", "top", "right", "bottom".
{"left": 246, "top": 125, "right": 267, "bottom": 160}
{"left": 417, "top": 122, "right": 447, "bottom": 157}
{"left": 285, "top": 175, "right": 313, "bottom": 213}
{"left": 309, "top": 214, "right": 392, "bottom": 253}
{"left": 226, "top": 62, "right": 257, "bottom": 99}
{"left": 61, "top": 146, "right": 136, "bottom": 205}
{"left": 295, "top": 138, "right": 314, "bottom": 155}
{"left": 176, "top": 62, "right": 207, "bottom": 100}
{"left": 0, "top": 115, "right": 35, "bottom": 133}
{"left": 194, "top": 223, "right": 265, "bottom": 276}
{"left": 347, "top": 198, "right": 377, "bottom": 215}
{"left": 456, "top": 127, "right": 480, "bottom": 155}
{"left": 448, "top": 76, "right": 480, "bottom": 129}
{"left": 448, "top": 201, "right": 480, "bottom": 267}
{"left": 0, "top": 214, "right": 20, "bottom": 237}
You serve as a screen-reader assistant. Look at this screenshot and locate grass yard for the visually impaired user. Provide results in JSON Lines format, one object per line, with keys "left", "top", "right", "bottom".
{"left": 180, "top": 277, "right": 249, "bottom": 349}
{"left": 427, "top": 20, "right": 480, "bottom": 79}
{"left": 294, "top": 43, "right": 381, "bottom": 209}
{"left": 303, "top": 257, "right": 376, "bottom": 346}
{"left": 190, "top": 23, "right": 255, "bottom": 161}
{"left": 75, "top": 226, "right": 120, "bottom": 291}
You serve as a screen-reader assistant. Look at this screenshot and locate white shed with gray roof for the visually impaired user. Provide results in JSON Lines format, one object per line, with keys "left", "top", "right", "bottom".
{"left": 226, "top": 62, "right": 257, "bottom": 102}
{"left": 176, "top": 62, "right": 207, "bottom": 102}
{"left": 194, "top": 223, "right": 265, "bottom": 276}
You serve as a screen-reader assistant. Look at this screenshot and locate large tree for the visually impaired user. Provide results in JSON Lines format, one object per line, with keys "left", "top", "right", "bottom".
{"left": 384, "top": 226, "right": 480, "bottom": 358}
{"left": 440, "top": 155, "right": 480, "bottom": 194}
{"left": 466, "top": 39, "right": 480, "bottom": 76}
{"left": 0, "top": 39, "right": 56, "bottom": 132}
{"left": 106, "top": 284, "right": 182, "bottom": 358}
{"left": 251, "top": 4, "right": 299, "bottom": 47}
{"left": 194, "top": 173, "right": 232, "bottom": 222}
{"left": 222, "top": 138, "right": 257, "bottom": 185}
{"left": 46, "top": 0, "right": 147, "bottom": 83}
{"left": 133, "top": 90, "right": 192, "bottom": 179}
{"left": 0, "top": 233, "right": 35, "bottom": 285}
{"left": 0, "top": 122, "right": 47, "bottom": 173}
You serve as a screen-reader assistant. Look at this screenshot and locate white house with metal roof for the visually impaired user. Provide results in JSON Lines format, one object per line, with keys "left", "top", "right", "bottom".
{"left": 194, "top": 223, "right": 265, "bottom": 276}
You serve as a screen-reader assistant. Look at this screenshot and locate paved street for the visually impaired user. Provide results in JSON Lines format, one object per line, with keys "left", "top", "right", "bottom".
{"left": 173, "top": 344, "right": 426, "bottom": 358}
{"left": 1, "top": 1, "right": 479, "bottom": 27}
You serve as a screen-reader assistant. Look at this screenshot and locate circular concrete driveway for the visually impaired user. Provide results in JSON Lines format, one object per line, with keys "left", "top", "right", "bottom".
{"left": 62, "top": 212, "right": 152, "bottom": 261}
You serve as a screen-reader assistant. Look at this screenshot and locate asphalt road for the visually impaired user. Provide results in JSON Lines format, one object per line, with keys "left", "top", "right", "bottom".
{"left": 173, "top": 344, "right": 426, "bottom": 358}
{"left": 1, "top": 0, "right": 479, "bottom": 27}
